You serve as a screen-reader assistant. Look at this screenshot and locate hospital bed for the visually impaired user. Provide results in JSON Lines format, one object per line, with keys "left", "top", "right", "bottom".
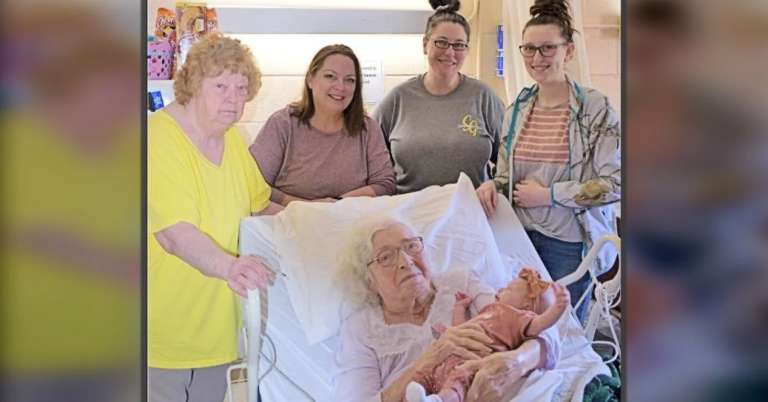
{"left": 232, "top": 182, "right": 621, "bottom": 402}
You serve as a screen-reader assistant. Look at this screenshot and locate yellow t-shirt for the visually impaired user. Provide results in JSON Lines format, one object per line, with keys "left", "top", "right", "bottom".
{"left": 148, "top": 110, "right": 270, "bottom": 369}
{"left": 1, "top": 112, "right": 139, "bottom": 373}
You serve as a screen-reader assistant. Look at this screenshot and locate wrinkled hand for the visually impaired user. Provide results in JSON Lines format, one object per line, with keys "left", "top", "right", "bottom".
{"left": 420, "top": 321, "right": 495, "bottom": 370}
{"left": 454, "top": 291, "right": 473, "bottom": 310}
{"left": 476, "top": 180, "right": 499, "bottom": 217}
{"left": 513, "top": 180, "right": 550, "bottom": 208}
{"left": 226, "top": 255, "right": 274, "bottom": 297}
{"left": 456, "top": 347, "right": 535, "bottom": 402}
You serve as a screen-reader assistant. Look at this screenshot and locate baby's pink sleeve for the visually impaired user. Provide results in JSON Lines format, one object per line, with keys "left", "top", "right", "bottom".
{"left": 494, "top": 307, "right": 537, "bottom": 350}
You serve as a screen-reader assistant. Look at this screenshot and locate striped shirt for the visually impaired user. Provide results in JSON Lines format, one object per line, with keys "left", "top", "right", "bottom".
{"left": 512, "top": 100, "right": 581, "bottom": 242}
{"left": 514, "top": 103, "right": 570, "bottom": 164}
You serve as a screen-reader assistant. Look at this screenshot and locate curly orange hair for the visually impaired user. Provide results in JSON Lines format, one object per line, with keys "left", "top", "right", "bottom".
{"left": 173, "top": 32, "right": 262, "bottom": 105}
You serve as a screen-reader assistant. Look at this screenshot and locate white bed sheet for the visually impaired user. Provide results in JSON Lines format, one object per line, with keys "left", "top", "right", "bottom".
{"left": 253, "top": 276, "right": 336, "bottom": 401}
{"left": 239, "top": 196, "right": 609, "bottom": 402}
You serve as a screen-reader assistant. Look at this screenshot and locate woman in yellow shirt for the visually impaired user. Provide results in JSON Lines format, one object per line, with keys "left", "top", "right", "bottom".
{"left": 148, "top": 33, "right": 282, "bottom": 402}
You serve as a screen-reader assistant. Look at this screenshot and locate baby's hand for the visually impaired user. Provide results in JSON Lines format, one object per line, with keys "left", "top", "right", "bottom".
{"left": 454, "top": 291, "right": 473, "bottom": 309}
{"left": 551, "top": 283, "right": 570, "bottom": 310}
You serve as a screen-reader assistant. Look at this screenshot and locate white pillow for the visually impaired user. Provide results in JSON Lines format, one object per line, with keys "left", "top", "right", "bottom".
{"left": 273, "top": 174, "right": 510, "bottom": 345}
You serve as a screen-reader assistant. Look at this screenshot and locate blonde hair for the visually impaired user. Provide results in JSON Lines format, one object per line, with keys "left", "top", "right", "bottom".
{"left": 173, "top": 32, "right": 262, "bottom": 105}
{"left": 334, "top": 214, "right": 420, "bottom": 310}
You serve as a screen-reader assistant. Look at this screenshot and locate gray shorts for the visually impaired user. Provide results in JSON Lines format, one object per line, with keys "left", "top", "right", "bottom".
{"left": 148, "top": 363, "right": 231, "bottom": 402}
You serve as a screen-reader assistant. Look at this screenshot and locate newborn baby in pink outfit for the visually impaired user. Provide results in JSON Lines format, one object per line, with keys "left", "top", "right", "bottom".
{"left": 405, "top": 268, "right": 570, "bottom": 402}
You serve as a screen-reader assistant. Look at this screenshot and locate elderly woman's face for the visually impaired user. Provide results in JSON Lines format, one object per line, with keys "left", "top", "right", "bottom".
{"left": 198, "top": 71, "right": 249, "bottom": 127}
{"left": 367, "top": 224, "right": 431, "bottom": 301}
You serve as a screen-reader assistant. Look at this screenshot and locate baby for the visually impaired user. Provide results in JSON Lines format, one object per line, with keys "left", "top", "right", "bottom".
{"left": 405, "top": 268, "right": 570, "bottom": 402}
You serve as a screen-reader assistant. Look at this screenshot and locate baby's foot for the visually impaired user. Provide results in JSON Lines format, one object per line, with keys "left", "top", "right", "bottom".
{"left": 406, "top": 382, "right": 443, "bottom": 402}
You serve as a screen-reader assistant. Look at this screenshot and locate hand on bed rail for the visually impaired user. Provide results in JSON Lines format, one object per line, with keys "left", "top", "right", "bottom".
{"left": 476, "top": 180, "right": 499, "bottom": 217}
{"left": 250, "top": 254, "right": 286, "bottom": 281}
{"left": 227, "top": 254, "right": 279, "bottom": 297}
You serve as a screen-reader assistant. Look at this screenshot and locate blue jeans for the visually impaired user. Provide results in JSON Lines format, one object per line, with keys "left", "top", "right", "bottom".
{"left": 526, "top": 230, "right": 591, "bottom": 325}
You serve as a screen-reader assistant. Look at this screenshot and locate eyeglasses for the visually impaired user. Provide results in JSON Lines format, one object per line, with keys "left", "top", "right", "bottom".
{"left": 367, "top": 237, "right": 424, "bottom": 268}
{"left": 428, "top": 38, "right": 469, "bottom": 52}
{"left": 519, "top": 43, "right": 567, "bottom": 58}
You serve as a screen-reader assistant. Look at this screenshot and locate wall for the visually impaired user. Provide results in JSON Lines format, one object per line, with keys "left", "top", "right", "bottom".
{"left": 148, "top": 0, "right": 621, "bottom": 143}
{"left": 582, "top": 0, "right": 622, "bottom": 111}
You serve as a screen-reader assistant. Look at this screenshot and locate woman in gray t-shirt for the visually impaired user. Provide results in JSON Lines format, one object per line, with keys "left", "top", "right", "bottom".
{"left": 372, "top": 0, "right": 505, "bottom": 194}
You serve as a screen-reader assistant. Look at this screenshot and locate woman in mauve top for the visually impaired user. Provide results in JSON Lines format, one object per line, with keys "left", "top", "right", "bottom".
{"left": 250, "top": 44, "right": 396, "bottom": 205}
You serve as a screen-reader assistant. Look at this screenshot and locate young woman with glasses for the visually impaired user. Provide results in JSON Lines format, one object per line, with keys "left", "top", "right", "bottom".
{"left": 475, "top": 0, "right": 621, "bottom": 324}
{"left": 372, "top": 0, "right": 506, "bottom": 194}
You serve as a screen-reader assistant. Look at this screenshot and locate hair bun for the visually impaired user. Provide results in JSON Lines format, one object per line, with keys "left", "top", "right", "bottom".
{"left": 530, "top": 0, "right": 570, "bottom": 20}
{"left": 428, "top": 0, "right": 461, "bottom": 13}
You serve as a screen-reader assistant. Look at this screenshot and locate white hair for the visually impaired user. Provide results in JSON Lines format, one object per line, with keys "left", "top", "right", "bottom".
{"left": 334, "top": 213, "right": 419, "bottom": 310}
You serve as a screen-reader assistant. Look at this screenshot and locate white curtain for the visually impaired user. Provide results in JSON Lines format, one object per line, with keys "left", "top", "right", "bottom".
{"left": 501, "top": 0, "right": 591, "bottom": 102}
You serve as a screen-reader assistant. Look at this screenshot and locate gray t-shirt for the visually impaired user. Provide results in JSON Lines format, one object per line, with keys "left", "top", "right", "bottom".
{"left": 372, "top": 74, "right": 505, "bottom": 194}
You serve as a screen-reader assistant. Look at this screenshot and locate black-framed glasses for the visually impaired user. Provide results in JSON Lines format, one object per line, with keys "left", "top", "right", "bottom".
{"left": 519, "top": 43, "right": 567, "bottom": 57}
{"left": 428, "top": 38, "right": 469, "bottom": 51}
{"left": 367, "top": 237, "right": 425, "bottom": 267}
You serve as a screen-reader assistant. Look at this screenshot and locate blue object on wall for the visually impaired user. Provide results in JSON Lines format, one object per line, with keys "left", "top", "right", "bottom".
{"left": 496, "top": 24, "right": 504, "bottom": 77}
{"left": 148, "top": 91, "right": 165, "bottom": 112}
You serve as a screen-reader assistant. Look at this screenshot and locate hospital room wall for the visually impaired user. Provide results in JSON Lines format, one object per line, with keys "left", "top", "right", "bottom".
{"left": 148, "top": 0, "right": 621, "bottom": 144}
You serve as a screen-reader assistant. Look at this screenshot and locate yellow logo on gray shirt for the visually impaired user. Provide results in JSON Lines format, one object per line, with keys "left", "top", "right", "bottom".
{"left": 458, "top": 114, "right": 480, "bottom": 137}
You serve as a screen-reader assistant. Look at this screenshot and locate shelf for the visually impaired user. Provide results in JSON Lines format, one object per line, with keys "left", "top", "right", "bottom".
{"left": 147, "top": 79, "right": 174, "bottom": 86}
{"left": 216, "top": 7, "right": 434, "bottom": 35}
{"left": 583, "top": 24, "right": 621, "bottom": 29}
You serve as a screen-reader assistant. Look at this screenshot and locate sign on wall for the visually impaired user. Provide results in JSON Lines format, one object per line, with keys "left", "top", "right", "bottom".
{"left": 360, "top": 61, "right": 384, "bottom": 104}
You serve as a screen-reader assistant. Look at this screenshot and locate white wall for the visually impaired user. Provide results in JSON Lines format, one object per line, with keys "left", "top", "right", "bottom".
{"left": 582, "top": 0, "right": 622, "bottom": 111}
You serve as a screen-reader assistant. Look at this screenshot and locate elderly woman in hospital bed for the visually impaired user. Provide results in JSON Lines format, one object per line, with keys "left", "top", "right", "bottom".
{"left": 331, "top": 215, "right": 562, "bottom": 402}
